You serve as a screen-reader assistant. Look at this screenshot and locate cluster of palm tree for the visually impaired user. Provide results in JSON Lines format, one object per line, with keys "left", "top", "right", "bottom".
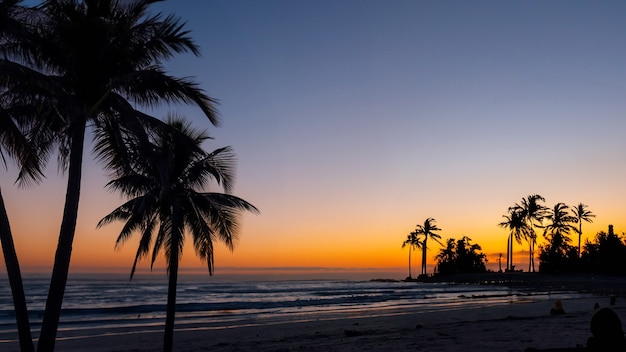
{"left": 538, "top": 202, "right": 580, "bottom": 272}
{"left": 401, "top": 217, "right": 442, "bottom": 279}
{"left": 0, "top": 1, "right": 257, "bottom": 352}
{"left": 581, "top": 225, "right": 626, "bottom": 274}
{"left": 498, "top": 194, "right": 594, "bottom": 272}
{"left": 435, "top": 236, "right": 487, "bottom": 275}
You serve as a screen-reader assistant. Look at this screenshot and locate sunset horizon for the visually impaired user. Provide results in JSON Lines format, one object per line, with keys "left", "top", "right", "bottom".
{"left": 2, "top": 2, "right": 626, "bottom": 351}
{"left": 4, "top": 1, "right": 626, "bottom": 282}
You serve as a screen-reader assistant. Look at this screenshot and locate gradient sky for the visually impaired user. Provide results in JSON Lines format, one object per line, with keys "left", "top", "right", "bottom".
{"left": 2, "top": 0, "right": 626, "bottom": 279}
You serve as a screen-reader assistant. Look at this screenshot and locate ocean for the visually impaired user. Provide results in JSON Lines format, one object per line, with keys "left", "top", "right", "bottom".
{"left": 0, "top": 273, "right": 590, "bottom": 345}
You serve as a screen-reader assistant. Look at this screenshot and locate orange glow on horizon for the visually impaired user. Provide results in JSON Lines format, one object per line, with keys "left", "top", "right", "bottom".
{"left": 2, "top": 169, "right": 623, "bottom": 279}
{"left": 3, "top": 215, "right": 619, "bottom": 279}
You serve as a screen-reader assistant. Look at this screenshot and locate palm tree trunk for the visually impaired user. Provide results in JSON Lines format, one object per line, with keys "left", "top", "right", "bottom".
{"left": 506, "top": 235, "right": 510, "bottom": 271}
{"left": 421, "top": 238, "right": 427, "bottom": 276}
{"left": 0, "top": 188, "right": 34, "bottom": 352}
{"left": 164, "top": 205, "right": 183, "bottom": 352}
{"left": 527, "top": 238, "right": 531, "bottom": 272}
{"left": 530, "top": 236, "right": 537, "bottom": 273}
{"left": 528, "top": 240, "right": 533, "bottom": 272}
{"left": 509, "top": 235, "right": 514, "bottom": 271}
{"left": 163, "top": 238, "right": 180, "bottom": 352}
{"left": 578, "top": 223, "right": 582, "bottom": 258}
{"left": 38, "top": 122, "right": 86, "bottom": 352}
{"left": 407, "top": 247, "right": 412, "bottom": 279}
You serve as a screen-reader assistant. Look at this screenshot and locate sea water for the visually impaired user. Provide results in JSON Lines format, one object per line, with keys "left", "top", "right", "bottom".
{"left": 0, "top": 273, "right": 587, "bottom": 343}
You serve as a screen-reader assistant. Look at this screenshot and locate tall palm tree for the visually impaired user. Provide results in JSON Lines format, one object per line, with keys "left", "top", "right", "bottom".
{"left": 97, "top": 118, "right": 258, "bottom": 352}
{"left": 401, "top": 230, "right": 421, "bottom": 279}
{"left": 415, "top": 218, "right": 442, "bottom": 276}
{"left": 0, "top": 190, "right": 33, "bottom": 352}
{"left": 539, "top": 202, "right": 578, "bottom": 273}
{"left": 0, "top": 1, "right": 52, "bottom": 351}
{"left": 0, "top": 2, "right": 219, "bottom": 350}
{"left": 572, "top": 202, "right": 595, "bottom": 257}
{"left": 514, "top": 194, "right": 547, "bottom": 272}
{"left": 498, "top": 207, "right": 529, "bottom": 272}
{"left": 0, "top": 101, "right": 46, "bottom": 352}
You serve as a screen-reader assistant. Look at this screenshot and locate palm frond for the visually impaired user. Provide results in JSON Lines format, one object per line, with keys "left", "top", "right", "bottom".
{"left": 150, "top": 224, "right": 166, "bottom": 271}
{"left": 0, "top": 108, "right": 45, "bottom": 182}
{"left": 193, "top": 192, "right": 258, "bottom": 250}
{"left": 114, "top": 212, "right": 150, "bottom": 249}
{"left": 97, "top": 203, "right": 134, "bottom": 229}
{"left": 97, "top": 114, "right": 257, "bottom": 281}
{"left": 129, "top": 214, "right": 158, "bottom": 280}
{"left": 185, "top": 146, "right": 237, "bottom": 193}
{"left": 186, "top": 199, "right": 217, "bottom": 274}
{"left": 193, "top": 230, "right": 215, "bottom": 275}
{"left": 104, "top": 175, "right": 155, "bottom": 198}
{"left": 116, "top": 69, "right": 219, "bottom": 126}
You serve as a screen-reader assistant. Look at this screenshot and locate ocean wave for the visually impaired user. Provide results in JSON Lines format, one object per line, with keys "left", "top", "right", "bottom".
{"left": 0, "top": 275, "right": 590, "bottom": 338}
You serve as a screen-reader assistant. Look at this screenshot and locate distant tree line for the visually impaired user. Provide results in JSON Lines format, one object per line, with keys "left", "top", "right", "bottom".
{"left": 401, "top": 218, "right": 488, "bottom": 279}
{"left": 499, "top": 194, "right": 626, "bottom": 275}
{"left": 403, "top": 194, "right": 626, "bottom": 278}
{"left": 435, "top": 236, "right": 487, "bottom": 275}
{"left": 541, "top": 224, "right": 626, "bottom": 275}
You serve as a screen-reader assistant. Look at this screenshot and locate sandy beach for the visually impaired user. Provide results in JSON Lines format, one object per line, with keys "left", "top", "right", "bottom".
{"left": 4, "top": 294, "right": 619, "bottom": 352}
{"left": 4, "top": 273, "right": 626, "bottom": 352}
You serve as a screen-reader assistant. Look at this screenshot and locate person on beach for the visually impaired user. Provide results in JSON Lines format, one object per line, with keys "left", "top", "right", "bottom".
{"left": 586, "top": 307, "right": 626, "bottom": 351}
{"left": 550, "top": 300, "right": 565, "bottom": 315}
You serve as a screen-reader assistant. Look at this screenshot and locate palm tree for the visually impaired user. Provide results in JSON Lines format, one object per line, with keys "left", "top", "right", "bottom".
{"left": 539, "top": 203, "right": 578, "bottom": 272}
{"left": 435, "top": 238, "right": 456, "bottom": 273}
{"left": 513, "top": 194, "right": 547, "bottom": 272}
{"left": 436, "top": 236, "right": 487, "bottom": 274}
{"left": 0, "top": 101, "right": 45, "bottom": 352}
{"left": 542, "top": 202, "right": 578, "bottom": 241}
{"left": 498, "top": 207, "right": 529, "bottom": 272}
{"left": 401, "top": 230, "right": 421, "bottom": 279}
{"left": 0, "top": 2, "right": 219, "bottom": 350}
{"left": 0, "top": 1, "right": 51, "bottom": 350}
{"left": 97, "top": 118, "right": 258, "bottom": 352}
{"left": 0, "top": 190, "right": 33, "bottom": 352}
{"left": 572, "top": 203, "right": 595, "bottom": 257}
{"left": 415, "top": 218, "right": 442, "bottom": 276}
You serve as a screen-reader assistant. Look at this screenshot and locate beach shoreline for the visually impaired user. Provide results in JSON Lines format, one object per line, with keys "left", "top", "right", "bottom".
{"left": 2, "top": 273, "right": 625, "bottom": 351}
{"left": 16, "top": 296, "right": 614, "bottom": 352}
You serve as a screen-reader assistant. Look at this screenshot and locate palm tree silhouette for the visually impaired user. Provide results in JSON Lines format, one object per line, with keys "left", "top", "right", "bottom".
{"left": 0, "top": 2, "right": 51, "bottom": 350}
{"left": 572, "top": 203, "right": 595, "bottom": 257}
{"left": 435, "top": 238, "right": 456, "bottom": 272}
{"left": 0, "top": 191, "right": 34, "bottom": 352}
{"left": 498, "top": 207, "right": 529, "bottom": 272}
{"left": 540, "top": 203, "right": 578, "bottom": 273}
{"left": 97, "top": 118, "right": 258, "bottom": 352}
{"left": 401, "top": 230, "right": 421, "bottom": 279}
{"left": 513, "top": 194, "right": 547, "bottom": 272}
{"left": 542, "top": 202, "right": 578, "bottom": 243}
{"left": 415, "top": 218, "right": 442, "bottom": 276}
{"left": 0, "top": 2, "right": 219, "bottom": 349}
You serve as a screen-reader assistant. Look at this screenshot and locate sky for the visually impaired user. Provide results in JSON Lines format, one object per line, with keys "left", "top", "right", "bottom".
{"left": 2, "top": 0, "right": 626, "bottom": 280}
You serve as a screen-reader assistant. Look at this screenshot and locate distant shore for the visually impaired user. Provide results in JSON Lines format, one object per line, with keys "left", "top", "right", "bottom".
{"left": 411, "top": 272, "right": 626, "bottom": 296}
